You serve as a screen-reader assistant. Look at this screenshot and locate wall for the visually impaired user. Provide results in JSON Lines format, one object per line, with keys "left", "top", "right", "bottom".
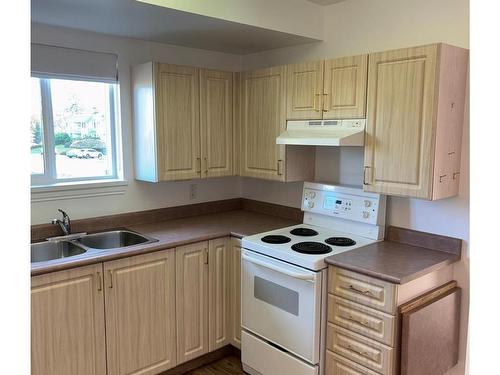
{"left": 240, "top": 1, "right": 470, "bottom": 374}
{"left": 31, "top": 23, "right": 243, "bottom": 225}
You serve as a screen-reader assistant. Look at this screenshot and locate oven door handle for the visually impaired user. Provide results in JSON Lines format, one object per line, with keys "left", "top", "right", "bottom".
{"left": 242, "top": 253, "right": 316, "bottom": 282}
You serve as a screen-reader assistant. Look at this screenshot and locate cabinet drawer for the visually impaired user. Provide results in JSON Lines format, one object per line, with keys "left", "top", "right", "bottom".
{"left": 327, "top": 323, "right": 395, "bottom": 375}
{"left": 328, "top": 294, "right": 397, "bottom": 346}
{"left": 325, "top": 350, "right": 379, "bottom": 375}
{"left": 329, "top": 267, "right": 397, "bottom": 314}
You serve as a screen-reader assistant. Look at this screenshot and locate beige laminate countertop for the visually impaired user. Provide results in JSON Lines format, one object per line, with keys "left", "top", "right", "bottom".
{"left": 324, "top": 240, "right": 461, "bottom": 284}
{"left": 31, "top": 209, "right": 299, "bottom": 276}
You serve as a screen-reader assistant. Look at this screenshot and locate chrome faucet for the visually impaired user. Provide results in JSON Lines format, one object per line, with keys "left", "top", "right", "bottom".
{"left": 52, "top": 209, "right": 71, "bottom": 235}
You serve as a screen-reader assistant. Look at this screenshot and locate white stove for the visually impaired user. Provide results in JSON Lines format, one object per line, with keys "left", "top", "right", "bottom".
{"left": 241, "top": 182, "right": 386, "bottom": 375}
{"left": 242, "top": 223, "right": 377, "bottom": 271}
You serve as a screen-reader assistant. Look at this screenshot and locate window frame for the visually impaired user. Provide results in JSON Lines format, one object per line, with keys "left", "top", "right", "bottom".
{"left": 31, "top": 76, "right": 121, "bottom": 187}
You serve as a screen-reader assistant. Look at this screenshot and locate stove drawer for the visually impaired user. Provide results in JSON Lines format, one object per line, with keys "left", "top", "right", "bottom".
{"left": 328, "top": 267, "right": 397, "bottom": 314}
{"left": 325, "top": 350, "right": 380, "bottom": 375}
{"left": 328, "top": 294, "right": 397, "bottom": 346}
{"left": 327, "top": 323, "right": 396, "bottom": 375}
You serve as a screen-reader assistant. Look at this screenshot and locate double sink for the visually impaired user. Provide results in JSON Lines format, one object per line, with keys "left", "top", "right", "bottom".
{"left": 31, "top": 230, "right": 158, "bottom": 264}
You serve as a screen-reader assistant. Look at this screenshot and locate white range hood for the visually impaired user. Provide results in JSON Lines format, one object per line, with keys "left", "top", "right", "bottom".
{"left": 276, "top": 119, "right": 366, "bottom": 146}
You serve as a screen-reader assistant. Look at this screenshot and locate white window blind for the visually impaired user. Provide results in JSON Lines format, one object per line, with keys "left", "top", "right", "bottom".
{"left": 31, "top": 43, "right": 118, "bottom": 82}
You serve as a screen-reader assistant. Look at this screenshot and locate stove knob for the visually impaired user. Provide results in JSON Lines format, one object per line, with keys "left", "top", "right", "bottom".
{"left": 308, "top": 201, "right": 315, "bottom": 209}
{"left": 364, "top": 200, "right": 371, "bottom": 207}
{"left": 309, "top": 191, "right": 316, "bottom": 198}
{"left": 363, "top": 211, "right": 370, "bottom": 219}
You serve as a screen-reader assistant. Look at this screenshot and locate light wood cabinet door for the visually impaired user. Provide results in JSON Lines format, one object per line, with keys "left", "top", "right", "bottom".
{"left": 176, "top": 241, "right": 209, "bottom": 364}
{"left": 104, "top": 250, "right": 177, "bottom": 375}
{"left": 240, "top": 66, "right": 286, "bottom": 181}
{"left": 155, "top": 63, "right": 201, "bottom": 181}
{"left": 200, "top": 69, "right": 233, "bottom": 178}
{"left": 286, "top": 61, "right": 324, "bottom": 120}
{"left": 323, "top": 54, "right": 368, "bottom": 119}
{"left": 31, "top": 264, "right": 106, "bottom": 375}
{"left": 208, "top": 237, "right": 230, "bottom": 351}
{"left": 363, "top": 45, "right": 439, "bottom": 198}
{"left": 230, "top": 238, "right": 242, "bottom": 348}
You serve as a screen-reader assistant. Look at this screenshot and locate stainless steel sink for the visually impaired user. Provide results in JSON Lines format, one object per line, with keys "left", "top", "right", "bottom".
{"left": 31, "top": 241, "right": 87, "bottom": 263}
{"left": 76, "top": 230, "right": 158, "bottom": 250}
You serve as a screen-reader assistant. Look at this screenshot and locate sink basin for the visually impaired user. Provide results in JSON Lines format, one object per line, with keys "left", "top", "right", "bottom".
{"left": 76, "top": 230, "right": 158, "bottom": 250}
{"left": 31, "top": 241, "right": 87, "bottom": 263}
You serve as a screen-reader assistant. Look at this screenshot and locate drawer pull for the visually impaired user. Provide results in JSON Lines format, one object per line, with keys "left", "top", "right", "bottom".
{"left": 347, "top": 344, "right": 369, "bottom": 357}
{"left": 349, "top": 284, "right": 374, "bottom": 296}
{"left": 347, "top": 314, "right": 369, "bottom": 326}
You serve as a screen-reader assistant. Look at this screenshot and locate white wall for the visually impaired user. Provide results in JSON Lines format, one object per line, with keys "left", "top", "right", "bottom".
{"left": 31, "top": 23, "right": 244, "bottom": 225}
{"left": 240, "top": 1, "right": 469, "bottom": 374}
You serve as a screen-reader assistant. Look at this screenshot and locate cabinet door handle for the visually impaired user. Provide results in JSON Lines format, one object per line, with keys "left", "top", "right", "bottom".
{"left": 363, "top": 166, "right": 370, "bottom": 185}
{"left": 204, "top": 248, "right": 209, "bottom": 264}
{"left": 196, "top": 157, "right": 201, "bottom": 173}
{"left": 322, "top": 93, "right": 329, "bottom": 112}
{"left": 204, "top": 157, "right": 208, "bottom": 175}
{"left": 349, "top": 284, "right": 374, "bottom": 297}
{"left": 96, "top": 271, "right": 102, "bottom": 291}
{"left": 108, "top": 270, "right": 113, "bottom": 289}
{"left": 347, "top": 344, "right": 369, "bottom": 357}
{"left": 277, "top": 159, "right": 284, "bottom": 176}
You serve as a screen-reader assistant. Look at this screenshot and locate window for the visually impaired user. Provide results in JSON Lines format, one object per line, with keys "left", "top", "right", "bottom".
{"left": 31, "top": 76, "right": 120, "bottom": 186}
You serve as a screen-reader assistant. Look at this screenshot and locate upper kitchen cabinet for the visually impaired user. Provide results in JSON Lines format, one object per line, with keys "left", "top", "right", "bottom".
{"left": 286, "top": 55, "right": 368, "bottom": 120}
{"left": 363, "top": 44, "right": 468, "bottom": 200}
{"left": 200, "top": 69, "right": 233, "bottom": 178}
{"left": 240, "top": 66, "right": 314, "bottom": 181}
{"left": 132, "top": 62, "right": 233, "bottom": 182}
{"left": 286, "top": 61, "right": 324, "bottom": 120}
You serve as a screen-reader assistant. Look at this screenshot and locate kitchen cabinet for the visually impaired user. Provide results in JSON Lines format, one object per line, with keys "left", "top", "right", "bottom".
{"left": 363, "top": 44, "right": 468, "bottom": 200}
{"left": 286, "top": 55, "right": 368, "bottom": 120}
{"left": 208, "top": 237, "right": 231, "bottom": 351}
{"left": 200, "top": 69, "right": 234, "bottom": 178}
{"left": 240, "top": 66, "right": 314, "bottom": 181}
{"left": 31, "top": 264, "right": 106, "bottom": 375}
{"left": 104, "top": 250, "right": 177, "bottom": 375}
{"left": 132, "top": 62, "right": 234, "bottom": 182}
{"left": 326, "top": 265, "right": 456, "bottom": 375}
{"left": 176, "top": 241, "right": 209, "bottom": 364}
{"left": 229, "top": 237, "right": 242, "bottom": 349}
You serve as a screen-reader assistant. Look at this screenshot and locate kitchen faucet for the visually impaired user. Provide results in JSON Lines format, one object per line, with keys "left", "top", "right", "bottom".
{"left": 52, "top": 209, "right": 71, "bottom": 235}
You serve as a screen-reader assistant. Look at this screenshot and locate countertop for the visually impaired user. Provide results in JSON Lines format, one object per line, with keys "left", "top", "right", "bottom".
{"left": 325, "top": 227, "right": 462, "bottom": 284}
{"left": 31, "top": 209, "right": 299, "bottom": 276}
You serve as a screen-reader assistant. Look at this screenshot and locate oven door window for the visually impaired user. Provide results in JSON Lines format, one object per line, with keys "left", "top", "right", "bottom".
{"left": 254, "top": 276, "right": 299, "bottom": 316}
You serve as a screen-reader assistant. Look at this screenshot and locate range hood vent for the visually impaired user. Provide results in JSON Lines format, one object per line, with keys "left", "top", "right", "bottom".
{"left": 276, "top": 119, "right": 366, "bottom": 146}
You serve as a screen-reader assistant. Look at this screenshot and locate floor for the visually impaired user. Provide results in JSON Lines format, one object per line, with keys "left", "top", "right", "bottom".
{"left": 184, "top": 356, "right": 246, "bottom": 375}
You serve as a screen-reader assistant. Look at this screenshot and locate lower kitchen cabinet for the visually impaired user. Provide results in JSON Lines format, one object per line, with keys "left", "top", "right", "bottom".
{"left": 230, "top": 237, "right": 242, "bottom": 348}
{"left": 208, "top": 237, "right": 231, "bottom": 351}
{"left": 31, "top": 236, "right": 241, "bottom": 375}
{"left": 176, "top": 241, "right": 210, "bottom": 364}
{"left": 104, "top": 250, "right": 177, "bottom": 375}
{"left": 31, "top": 264, "right": 106, "bottom": 375}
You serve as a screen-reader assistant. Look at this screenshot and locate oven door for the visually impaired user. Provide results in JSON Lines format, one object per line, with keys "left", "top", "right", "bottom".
{"left": 241, "top": 249, "right": 322, "bottom": 364}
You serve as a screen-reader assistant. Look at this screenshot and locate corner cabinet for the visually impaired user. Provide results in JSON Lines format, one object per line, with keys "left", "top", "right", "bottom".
{"left": 363, "top": 44, "right": 468, "bottom": 200}
{"left": 286, "top": 55, "right": 368, "bottom": 120}
{"left": 31, "top": 264, "right": 107, "bottom": 375}
{"left": 240, "top": 66, "right": 314, "bottom": 181}
{"left": 132, "top": 62, "right": 233, "bottom": 182}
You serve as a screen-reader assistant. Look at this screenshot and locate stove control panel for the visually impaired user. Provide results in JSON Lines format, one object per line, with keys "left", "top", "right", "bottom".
{"left": 302, "top": 184, "right": 386, "bottom": 226}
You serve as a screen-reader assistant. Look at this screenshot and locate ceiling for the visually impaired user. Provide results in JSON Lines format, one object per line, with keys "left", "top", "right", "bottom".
{"left": 307, "top": 0, "right": 347, "bottom": 5}
{"left": 31, "top": 0, "right": 321, "bottom": 55}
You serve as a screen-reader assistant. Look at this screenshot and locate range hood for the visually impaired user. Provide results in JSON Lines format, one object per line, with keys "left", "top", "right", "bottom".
{"left": 276, "top": 119, "right": 366, "bottom": 146}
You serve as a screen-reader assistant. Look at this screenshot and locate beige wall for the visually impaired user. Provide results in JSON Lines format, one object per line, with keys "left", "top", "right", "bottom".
{"left": 240, "top": 1, "right": 469, "bottom": 374}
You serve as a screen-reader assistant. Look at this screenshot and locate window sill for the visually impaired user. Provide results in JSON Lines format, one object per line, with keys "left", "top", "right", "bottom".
{"left": 31, "top": 179, "right": 128, "bottom": 202}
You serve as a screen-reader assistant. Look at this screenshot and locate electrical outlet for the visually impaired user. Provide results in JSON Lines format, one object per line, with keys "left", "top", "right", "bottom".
{"left": 189, "top": 184, "right": 197, "bottom": 200}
